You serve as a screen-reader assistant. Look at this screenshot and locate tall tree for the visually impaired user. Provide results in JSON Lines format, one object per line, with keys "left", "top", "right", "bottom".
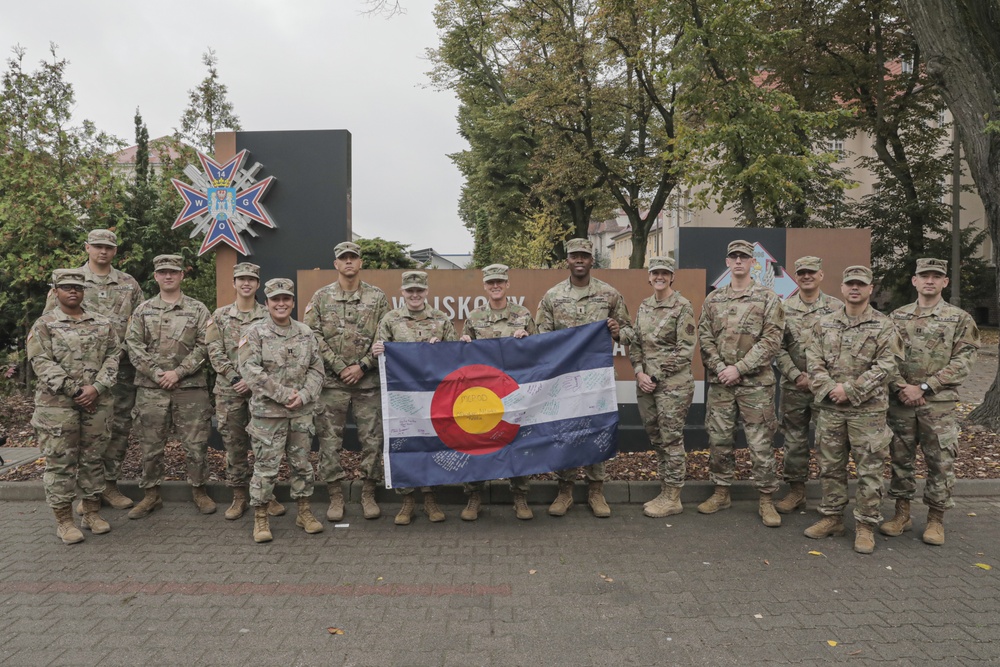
{"left": 898, "top": 0, "right": 1000, "bottom": 427}
{"left": 176, "top": 49, "right": 242, "bottom": 154}
{"left": 357, "top": 237, "right": 418, "bottom": 269}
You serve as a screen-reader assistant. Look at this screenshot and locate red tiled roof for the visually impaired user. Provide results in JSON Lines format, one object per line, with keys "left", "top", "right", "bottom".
{"left": 113, "top": 136, "right": 185, "bottom": 165}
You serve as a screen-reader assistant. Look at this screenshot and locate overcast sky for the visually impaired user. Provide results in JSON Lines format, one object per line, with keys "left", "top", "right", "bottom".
{"left": 1, "top": 0, "right": 473, "bottom": 254}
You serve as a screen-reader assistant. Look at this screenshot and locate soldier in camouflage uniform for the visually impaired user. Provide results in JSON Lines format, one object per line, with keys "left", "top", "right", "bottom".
{"left": 372, "top": 271, "right": 458, "bottom": 525}
{"left": 629, "top": 257, "right": 695, "bottom": 518}
{"left": 536, "top": 238, "right": 633, "bottom": 518}
{"left": 458, "top": 263, "right": 538, "bottom": 521}
{"left": 29, "top": 269, "right": 120, "bottom": 544}
{"left": 125, "top": 254, "right": 215, "bottom": 519}
{"left": 774, "top": 256, "right": 843, "bottom": 513}
{"left": 207, "top": 262, "right": 280, "bottom": 521}
{"left": 697, "top": 240, "right": 785, "bottom": 526}
{"left": 46, "top": 230, "right": 143, "bottom": 511}
{"left": 882, "top": 258, "right": 979, "bottom": 546}
{"left": 304, "top": 241, "right": 390, "bottom": 522}
{"left": 239, "top": 278, "right": 326, "bottom": 543}
{"left": 804, "top": 265, "right": 902, "bottom": 554}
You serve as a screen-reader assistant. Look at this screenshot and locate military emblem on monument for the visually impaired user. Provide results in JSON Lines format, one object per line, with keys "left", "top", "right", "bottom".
{"left": 171, "top": 150, "right": 276, "bottom": 256}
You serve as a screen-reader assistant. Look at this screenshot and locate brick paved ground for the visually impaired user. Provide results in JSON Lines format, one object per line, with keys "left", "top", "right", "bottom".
{"left": 1, "top": 492, "right": 1000, "bottom": 666}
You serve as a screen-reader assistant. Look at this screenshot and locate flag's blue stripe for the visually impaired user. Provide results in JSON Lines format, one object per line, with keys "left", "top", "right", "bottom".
{"left": 385, "top": 411, "right": 619, "bottom": 488}
{"left": 384, "top": 321, "right": 612, "bottom": 393}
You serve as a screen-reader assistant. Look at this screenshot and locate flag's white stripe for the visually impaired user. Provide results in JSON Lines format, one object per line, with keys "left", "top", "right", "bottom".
{"left": 384, "top": 367, "right": 616, "bottom": 439}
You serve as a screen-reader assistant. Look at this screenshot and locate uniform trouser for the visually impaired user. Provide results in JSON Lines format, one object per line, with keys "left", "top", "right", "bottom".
{"left": 247, "top": 415, "right": 315, "bottom": 506}
{"left": 33, "top": 402, "right": 111, "bottom": 508}
{"left": 705, "top": 383, "right": 779, "bottom": 492}
{"left": 779, "top": 386, "right": 815, "bottom": 483}
{"left": 133, "top": 387, "right": 212, "bottom": 489}
{"left": 215, "top": 391, "right": 251, "bottom": 487}
{"left": 103, "top": 363, "right": 136, "bottom": 481}
{"left": 464, "top": 478, "right": 529, "bottom": 494}
{"left": 315, "top": 384, "right": 383, "bottom": 483}
{"left": 637, "top": 379, "right": 694, "bottom": 488}
{"left": 815, "top": 408, "right": 891, "bottom": 526}
{"left": 887, "top": 400, "right": 958, "bottom": 511}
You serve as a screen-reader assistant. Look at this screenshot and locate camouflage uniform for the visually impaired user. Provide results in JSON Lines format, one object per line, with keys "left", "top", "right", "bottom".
{"left": 304, "top": 280, "right": 389, "bottom": 484}
{"left": 807, "top": 304, "right": 901, "bottom": 525}
{"left": 775, "top": 290, "right": 843, "bottom": 483}
{"left": 28, "top": 301, "right": 120, "bottom": 508}
{"left": 126, "top": 291, "right": 212, "bottom": 489}
{"left": 207, "top": 300, "right": 269, "bottom": 487}
{"left": 238, "top": 313, "right": 325, "bottom": 507}
{"left": 536, "top": 276, "right": 633, "bottom": 482}
{"left": 698, "top": 281, "right": 784, "bottom": 491}
{"left": 460, "top": 299, "right": 538, "bottom": 494}
{"left": 44, "top": 258, "right": 143, "bottom": 483}
{"left": 888, "top": 300, "right": 979, "bottom": 511}
{"left": 630, "top": 290, "right": 695, "bottom": 487}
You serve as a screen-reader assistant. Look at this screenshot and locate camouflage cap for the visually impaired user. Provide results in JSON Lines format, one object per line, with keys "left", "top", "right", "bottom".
{"left": 264, "top": 278, "right": 295, "bottom": 298}
{"left": 565, "top": 238, "right": 594, "bottom": 255}
{"left": 842, "top": 265, "right": 873, "bottom": 285}
{"left": 794, "top": 256, "right": 822, "bottom": 272}
{"left": 233, "top": 262, "right": 260, "bottom": 279}
{"left": 52, "top": 269, "right": 86, "bottom": 287}
{"left": 401, "top": 271, "right": 429, "bottom": 290}
{"left": 915, "top": 257, "right": 948, "bottom": 275}
{"left": 647, "top": 256, "right": 676, "bottom": 273}
{"left": 482, "top": 264, "right": 509, "bottom": 282}
{"left": 86, "top": 229, "right": 118, "bottom": 247}
{"left": 727, "top": 239, "right": 754, "bottom": 257}
{"left": 153, "top": 254, "right": 184, "bottom": 272}
{"left": 334, "top": 241, "right": 361, "bottom": 258}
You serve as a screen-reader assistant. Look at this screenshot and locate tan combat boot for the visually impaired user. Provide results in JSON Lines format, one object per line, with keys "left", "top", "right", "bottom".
{"left": 54, "top": 505, "right": 84, "bottom": 544}
{"left": 548, "top": 482, "right": 575, "bottom": 516}
{"left": 326, "top": 483, "right": 345, "bottom": 522}
{"left": 759, "top": 493, "right": 781, "bottom": 527}
{"left": 513, "top": 491, "right": 533, "bottom": 520}
{"left": 80, "top": 498, "right": 111, "bottom": 534}
{"left": 252, "top": 506, "right": 272, "bottom": 543}
{"left": 395, "top": 495, "right": 416, "bottom": 525}
{"left": 644, "top": 484, "right": 683, "bottom": 518}
{"left": 804, "top": 515, "right": 845, "bottom": 539}
{"left": 588, "top": 481, "right": 611, "bottom": 518}
{"left": 101, "top": 481, "right": 134, "bottom": 510}
{"left": 295, "top": 499, "right": 324, "bottom": 533}
{"left": 192, "top": 486, "right": 217, "bottom": 515}
{"left": 854, "top": 523, "right": 876, "bottom": 554}
{"left": 774, "top": 482, "right": 806, "bottom": 514}
{"left": 267, "top": 497, "right": 286, "bottom": 516}
{"left": 423, "top": 490, "right": 446, "bottom": 522}
{"left": 879, "top": 498, "right": 912, "bottom": 536}
{"left": 225, "top": 486, "right": 249, "bottom": 521}
{"left": 127, "top": 487, "right": 162, "bottom": 520}
{"left": 361, "top": 480, "right": 381, "bottom": 519}
{"left": 923, "top": 508, "right": 945, "bottom": 546}
{"left": 461, "top": 492, "right": 481, "bottom": 521}
{"left": 697, "top": 486, "right": 731, "bottom": 514}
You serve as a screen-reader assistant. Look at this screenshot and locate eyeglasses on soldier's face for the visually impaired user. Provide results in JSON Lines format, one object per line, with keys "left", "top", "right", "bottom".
{"left": 57, "top": 285, "right": 84, "bottom": 293}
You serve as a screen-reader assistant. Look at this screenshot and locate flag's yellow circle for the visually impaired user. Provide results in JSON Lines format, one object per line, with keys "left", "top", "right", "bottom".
{"left": 453, "top": 387, "right": 504, "bottom": 434}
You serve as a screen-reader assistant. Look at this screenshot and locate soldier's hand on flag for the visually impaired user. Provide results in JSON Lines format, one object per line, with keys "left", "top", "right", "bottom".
{"left": 371, "top": 341, "right": 385, "bottom": 357}
{"left": 513, "top": 329, "right": 528, "bottom": 339}
{"left": 605, "top": 318, "right": 620, "bottom": 340}
{"left": 460, "top": 335, "right": 472, "bottom": 342}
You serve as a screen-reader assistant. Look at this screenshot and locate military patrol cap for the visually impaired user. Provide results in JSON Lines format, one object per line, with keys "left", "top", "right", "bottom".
{"left": 482, "top": 264, "right": 509, "bottom": 282}
{"left": 647, "top": 256, "right": 675, "bottom": 273}
{"left": 842, "top": 265, "right": 873, "bottom": 285}
{"left": 233, "top": 262, "right": 260, "bottom": 279}
{"left": 794, "top": 256, "right": 822, "bottom": 272}
{"left": 264, "top": 278, "right": 295, "bottom": 298}
{"left": 153, "top": 254, "right": 184, "bottom": 272}
{"left": 52, "top": 269, "right": 86, "bottom": 287}
{"left": 915, "top": 257, "right": 948, "bottom": 275}
{"left": 86, "top": 229, "right": 118, "bottom": 247}
{"left": 565, "top": 238, "right": 594, "bottom": 255}
{"left": 727, "top": 240, "right": 754, "bottom": 257}
{"left": 334, "top": 241, "right": 361, "bottom": 258}
{"left": 401, "top": 271, "right": 429, "bottom": 290}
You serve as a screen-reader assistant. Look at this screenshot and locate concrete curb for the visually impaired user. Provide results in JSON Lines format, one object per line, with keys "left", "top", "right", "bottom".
{"left": 1, "top": 478, "right": 997, "bottom": 504}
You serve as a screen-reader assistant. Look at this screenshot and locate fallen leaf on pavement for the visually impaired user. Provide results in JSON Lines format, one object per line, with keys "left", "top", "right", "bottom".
{"left": 827, "top": 640, "right": 837, "bottom": 647}
{"left": 327, "top": 627, "right": 345, "bottom": 635}
{"left": 529, "top": 569, "right": 537, "bottom": 575}
{"left": 975, "top": 563, "right": 993, "bottom": 571}
{"left": 809, "top": 551, "right": 824, "bottom": 557}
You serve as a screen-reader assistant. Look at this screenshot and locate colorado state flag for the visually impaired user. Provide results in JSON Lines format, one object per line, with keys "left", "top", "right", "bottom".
{"left": 379, "top": 321, "right": 619, "bottom": 488}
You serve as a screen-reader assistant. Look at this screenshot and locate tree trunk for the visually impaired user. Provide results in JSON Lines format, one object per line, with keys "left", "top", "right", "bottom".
{"left": 899, "top": 0, "right": 1000, "bottom": 426}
